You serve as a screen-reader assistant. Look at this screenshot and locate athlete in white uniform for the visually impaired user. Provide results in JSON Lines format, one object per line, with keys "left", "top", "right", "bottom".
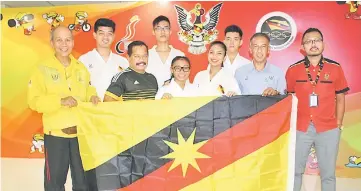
{"left": 146, "top": 15, "right": 185, "bottom": 87}
{"left": 155, "top": 56, "right": 198, "bottom": 99}
{"left": 78, "top": 18, "right": 129, "bottom": 100}
{"left": 223, "top": 25, "right": 250, "bottom": 75}
{"left": 193, "top": 41, "right": 241, "bottom": 97}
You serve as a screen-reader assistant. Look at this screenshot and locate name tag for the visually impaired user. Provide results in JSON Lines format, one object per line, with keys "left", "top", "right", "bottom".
{"left": 309, "top": 93, "right": 318, "bottom": 107}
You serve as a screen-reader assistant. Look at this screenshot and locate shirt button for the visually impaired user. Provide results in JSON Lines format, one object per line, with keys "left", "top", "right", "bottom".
{"left": 310, "top": 115, "right": 313, "bottom": 118}
{"left": 313, "top": 69, "right": 315, "bottom": 72}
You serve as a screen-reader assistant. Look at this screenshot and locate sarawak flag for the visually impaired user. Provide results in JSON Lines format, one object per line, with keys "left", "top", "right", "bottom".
{"left": 76, "top": 95, "right": 297, "bottom": 191}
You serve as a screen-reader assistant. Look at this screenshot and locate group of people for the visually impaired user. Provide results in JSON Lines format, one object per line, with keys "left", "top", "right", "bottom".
{"left": 27, "top": 15, "right": 349, "bottom": 191}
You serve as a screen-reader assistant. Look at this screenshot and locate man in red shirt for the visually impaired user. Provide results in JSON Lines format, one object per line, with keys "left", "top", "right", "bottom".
{"left": 286, "top": 28, "right": 349, "bottom": 191}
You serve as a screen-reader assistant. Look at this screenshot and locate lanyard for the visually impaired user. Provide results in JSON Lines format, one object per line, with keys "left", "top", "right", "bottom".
{"left": 304, "top": 58, "right": 324, "bottom": 88}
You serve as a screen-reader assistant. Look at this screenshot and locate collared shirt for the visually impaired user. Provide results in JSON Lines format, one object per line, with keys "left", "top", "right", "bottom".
{"left": 224, "top": 54, "right": 250, "bottom": 76}
{"left": 28, "top": 54, "right": 97, "bottom": 138}
{"left": 155, "top": 79, "right": 198, "bottom": 99}
{"left": 193, "top": 66, "right": 241, "bottom": 96}
{"left": 78, "top": 49, "right": 129, "bottom": 100}
{"left": 146, "top": 45, "right": 185, "bottom": 87}
{"left": 235, "top": 62, "right": 286, "bottom": 95}
{"left": 105, "top": 68, "right": 158, "bottom": 101}
{"left": 286, "top": 56, "right": 349, "bottom": 133}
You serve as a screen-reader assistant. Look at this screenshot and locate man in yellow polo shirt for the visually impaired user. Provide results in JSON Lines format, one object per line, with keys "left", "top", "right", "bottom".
{"left": 28, "top": 26, "right": 100, "bottom": 191}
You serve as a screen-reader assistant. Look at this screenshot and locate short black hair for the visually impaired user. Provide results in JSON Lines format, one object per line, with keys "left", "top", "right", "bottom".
{"left": 302, "top": 28, "right": 323, "bottom": 43}
{"left": 224, "top": 25, "right": 243, "bottom": 38}
{"left": 94, "top": 18, "right": 116, "bottom": 32}
{"left": 250, "top": 32, "right": 270, "bottom": 43}
{"left": 171, "top": 56, "right": 191, "bottom": 67}
{"left": 210, "top": 41, "right": 227, "bottom": 53}
{"left": 152, "top": 15, "right": 171, "bottom": 28}
{"left": 127, "top": 41, "right": 148, "bottom": 57}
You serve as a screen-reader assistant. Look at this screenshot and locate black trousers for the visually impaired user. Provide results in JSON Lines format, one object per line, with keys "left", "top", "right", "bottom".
{"left": 44, "top": 134, "right": 88, "bottom": 191}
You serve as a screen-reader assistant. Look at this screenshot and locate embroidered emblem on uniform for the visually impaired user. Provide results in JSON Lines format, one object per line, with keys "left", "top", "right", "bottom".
{"left": 88, "top": 63, "right": 93, "bottom": 69}
{"left": 134, "top": 80, "right": 140, "bottom": 85}
{"left": 324, "top": 73, "right": 330, "bottom": 80}
{"left": 264, "top": 77, "right": 268, "bottom": 82}
{"left": 269, "top": 76, "right": 274, "bottom": 80}
{"left": 51, "top": 73, "right": 59, "bottom": 81}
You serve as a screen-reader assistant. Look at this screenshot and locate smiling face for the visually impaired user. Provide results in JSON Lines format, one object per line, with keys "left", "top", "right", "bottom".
{"left": 302, "top": 31, "right": 324, "bottom": 57}
{"left": 208, "top": 44, "right": 226, "bottom": 67}
{"left": 128, "top": 45, "right": 148, "bottom": 73}
{"left": 249, "top": 35, "right": 270, "bottom": 64}
{"left": 171, "top": 59, "right": 191, "bottom": 82}
{"left": 93, "top": 26, "right": 115, "bottom": 49}
{"left": 51, "top": 26, "right": 74, "bottom": 57}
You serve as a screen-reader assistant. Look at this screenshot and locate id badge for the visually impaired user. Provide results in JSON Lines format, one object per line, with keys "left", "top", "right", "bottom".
{"left": 309, "top": 93, "right": 318, "bottom": 107}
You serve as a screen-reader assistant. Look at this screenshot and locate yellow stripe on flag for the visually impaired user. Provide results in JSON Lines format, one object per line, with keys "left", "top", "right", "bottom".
{"left": 76, "top": 97, "right": 216, "bottom": 170}
{"left": 181, "top": 132, "right": 290, "bottom": 191}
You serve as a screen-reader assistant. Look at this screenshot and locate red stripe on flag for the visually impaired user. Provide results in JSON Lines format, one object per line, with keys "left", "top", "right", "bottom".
{"left": 120, "top": 96, "right": 292, "bottom": 191}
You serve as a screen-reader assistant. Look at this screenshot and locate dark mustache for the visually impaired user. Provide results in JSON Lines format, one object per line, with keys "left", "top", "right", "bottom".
{"left": 136, "top": 62, "right": 146, "bottom": 65}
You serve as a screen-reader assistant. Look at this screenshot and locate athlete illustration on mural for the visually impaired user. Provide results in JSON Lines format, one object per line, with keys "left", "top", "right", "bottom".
{"left": 174, "top": 2, "right": 223, "bottom": 55}
{"left": 30, "top": 134, "right": 44, "bottom": 154}
{"left": 1, "top": 13, "right": 3, "bottom": 21}
{"left": 42, "top": 11, "right": 65, "bottom": 30}
{"left": 337, "top": 1, "right": 361, "bottom": 20}
{"left": 68, "top": 11, "right": 91, "bottom": 32}
{"left": 115, "top": 15, "right": 140, "bottom": 54}
{"left": 345, "top": 156, "right": 361, "bottom": 168}
{"left": 7, "top": 12, "right": 36, "bottom": 35}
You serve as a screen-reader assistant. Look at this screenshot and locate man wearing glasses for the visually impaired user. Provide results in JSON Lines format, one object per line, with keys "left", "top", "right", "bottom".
{"left": 234, "top": 32, "right": 286, "bottom": 96}
{"left": 146, "top": 15, "right": 185, "bottom": 87}
{"left": 103, "top": 41, "right": 158, "bottom": 102}
{"left": 286, "top": 28, "right": 349, "bottom": 191}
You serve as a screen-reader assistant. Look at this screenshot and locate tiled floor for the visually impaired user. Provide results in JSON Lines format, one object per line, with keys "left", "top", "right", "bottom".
{"left": 1, "top": 158, "right": 360, "bottom": 191}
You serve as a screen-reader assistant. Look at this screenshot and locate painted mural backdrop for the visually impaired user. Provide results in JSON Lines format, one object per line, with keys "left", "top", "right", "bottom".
{"left": 1, "top": 1, "right": 360, "bottom": 178}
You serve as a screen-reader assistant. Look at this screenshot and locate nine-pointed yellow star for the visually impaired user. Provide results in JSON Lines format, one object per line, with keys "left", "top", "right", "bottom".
{"left": 161, "top": 128, "right": 210, "bottom": 177}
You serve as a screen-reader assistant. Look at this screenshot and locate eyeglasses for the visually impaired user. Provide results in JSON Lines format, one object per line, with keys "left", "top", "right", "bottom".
{"left": 303, "top": 39, "right": 323, "bottom": 45}
{"left": 172, "top": 66, "right": 190, "bottom": 72}
{"left": 154, "top": 26, "right": 170, "bottom": 32}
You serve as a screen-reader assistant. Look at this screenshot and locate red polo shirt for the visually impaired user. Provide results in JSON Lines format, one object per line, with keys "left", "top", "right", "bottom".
{"left": 285, "top": 56, "right": 349, "bottom": 133}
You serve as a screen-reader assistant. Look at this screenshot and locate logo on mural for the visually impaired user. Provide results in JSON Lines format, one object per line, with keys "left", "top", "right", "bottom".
{"left": 30, "top": 134, "right": 44, "bottom": 153}
{"left": 345, "top": 156, "right": 361, "bottom": 168}
{"left": 256, "top": 12, "right": 297, "bottom": 51}
{"left": 42, "top": 12, "right": 65, "bottom": 30}
{"left": 174, "top": 3, "right": 223, "bottom": 55}
{"left": 68, "top": 11, "right": 91, "bottom": 32}
{"left": 7, "top": 12, "right": 36, "bottom": 35}
{"left": 115, "top": 15, "right": 141, "bottom": 54}
{"left": 337, "top": 1, "right": 361, "bottom": 20}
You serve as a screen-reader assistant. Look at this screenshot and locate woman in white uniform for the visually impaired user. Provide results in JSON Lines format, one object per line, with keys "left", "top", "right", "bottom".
{"left": 193, "top": 41, "right": 241, "bottom": 96}
{"left": 155, "top": 56, "right": 198, "bottom": 99}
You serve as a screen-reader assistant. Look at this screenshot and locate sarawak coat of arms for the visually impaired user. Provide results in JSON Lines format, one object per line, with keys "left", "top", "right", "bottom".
{"left": 174, "top": 3, "right": 223, "bottom": 55}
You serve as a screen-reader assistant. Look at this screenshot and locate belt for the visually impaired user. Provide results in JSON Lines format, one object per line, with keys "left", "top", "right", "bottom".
{"left": 61, "top": 126, "right": 77, "bottom": 135}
